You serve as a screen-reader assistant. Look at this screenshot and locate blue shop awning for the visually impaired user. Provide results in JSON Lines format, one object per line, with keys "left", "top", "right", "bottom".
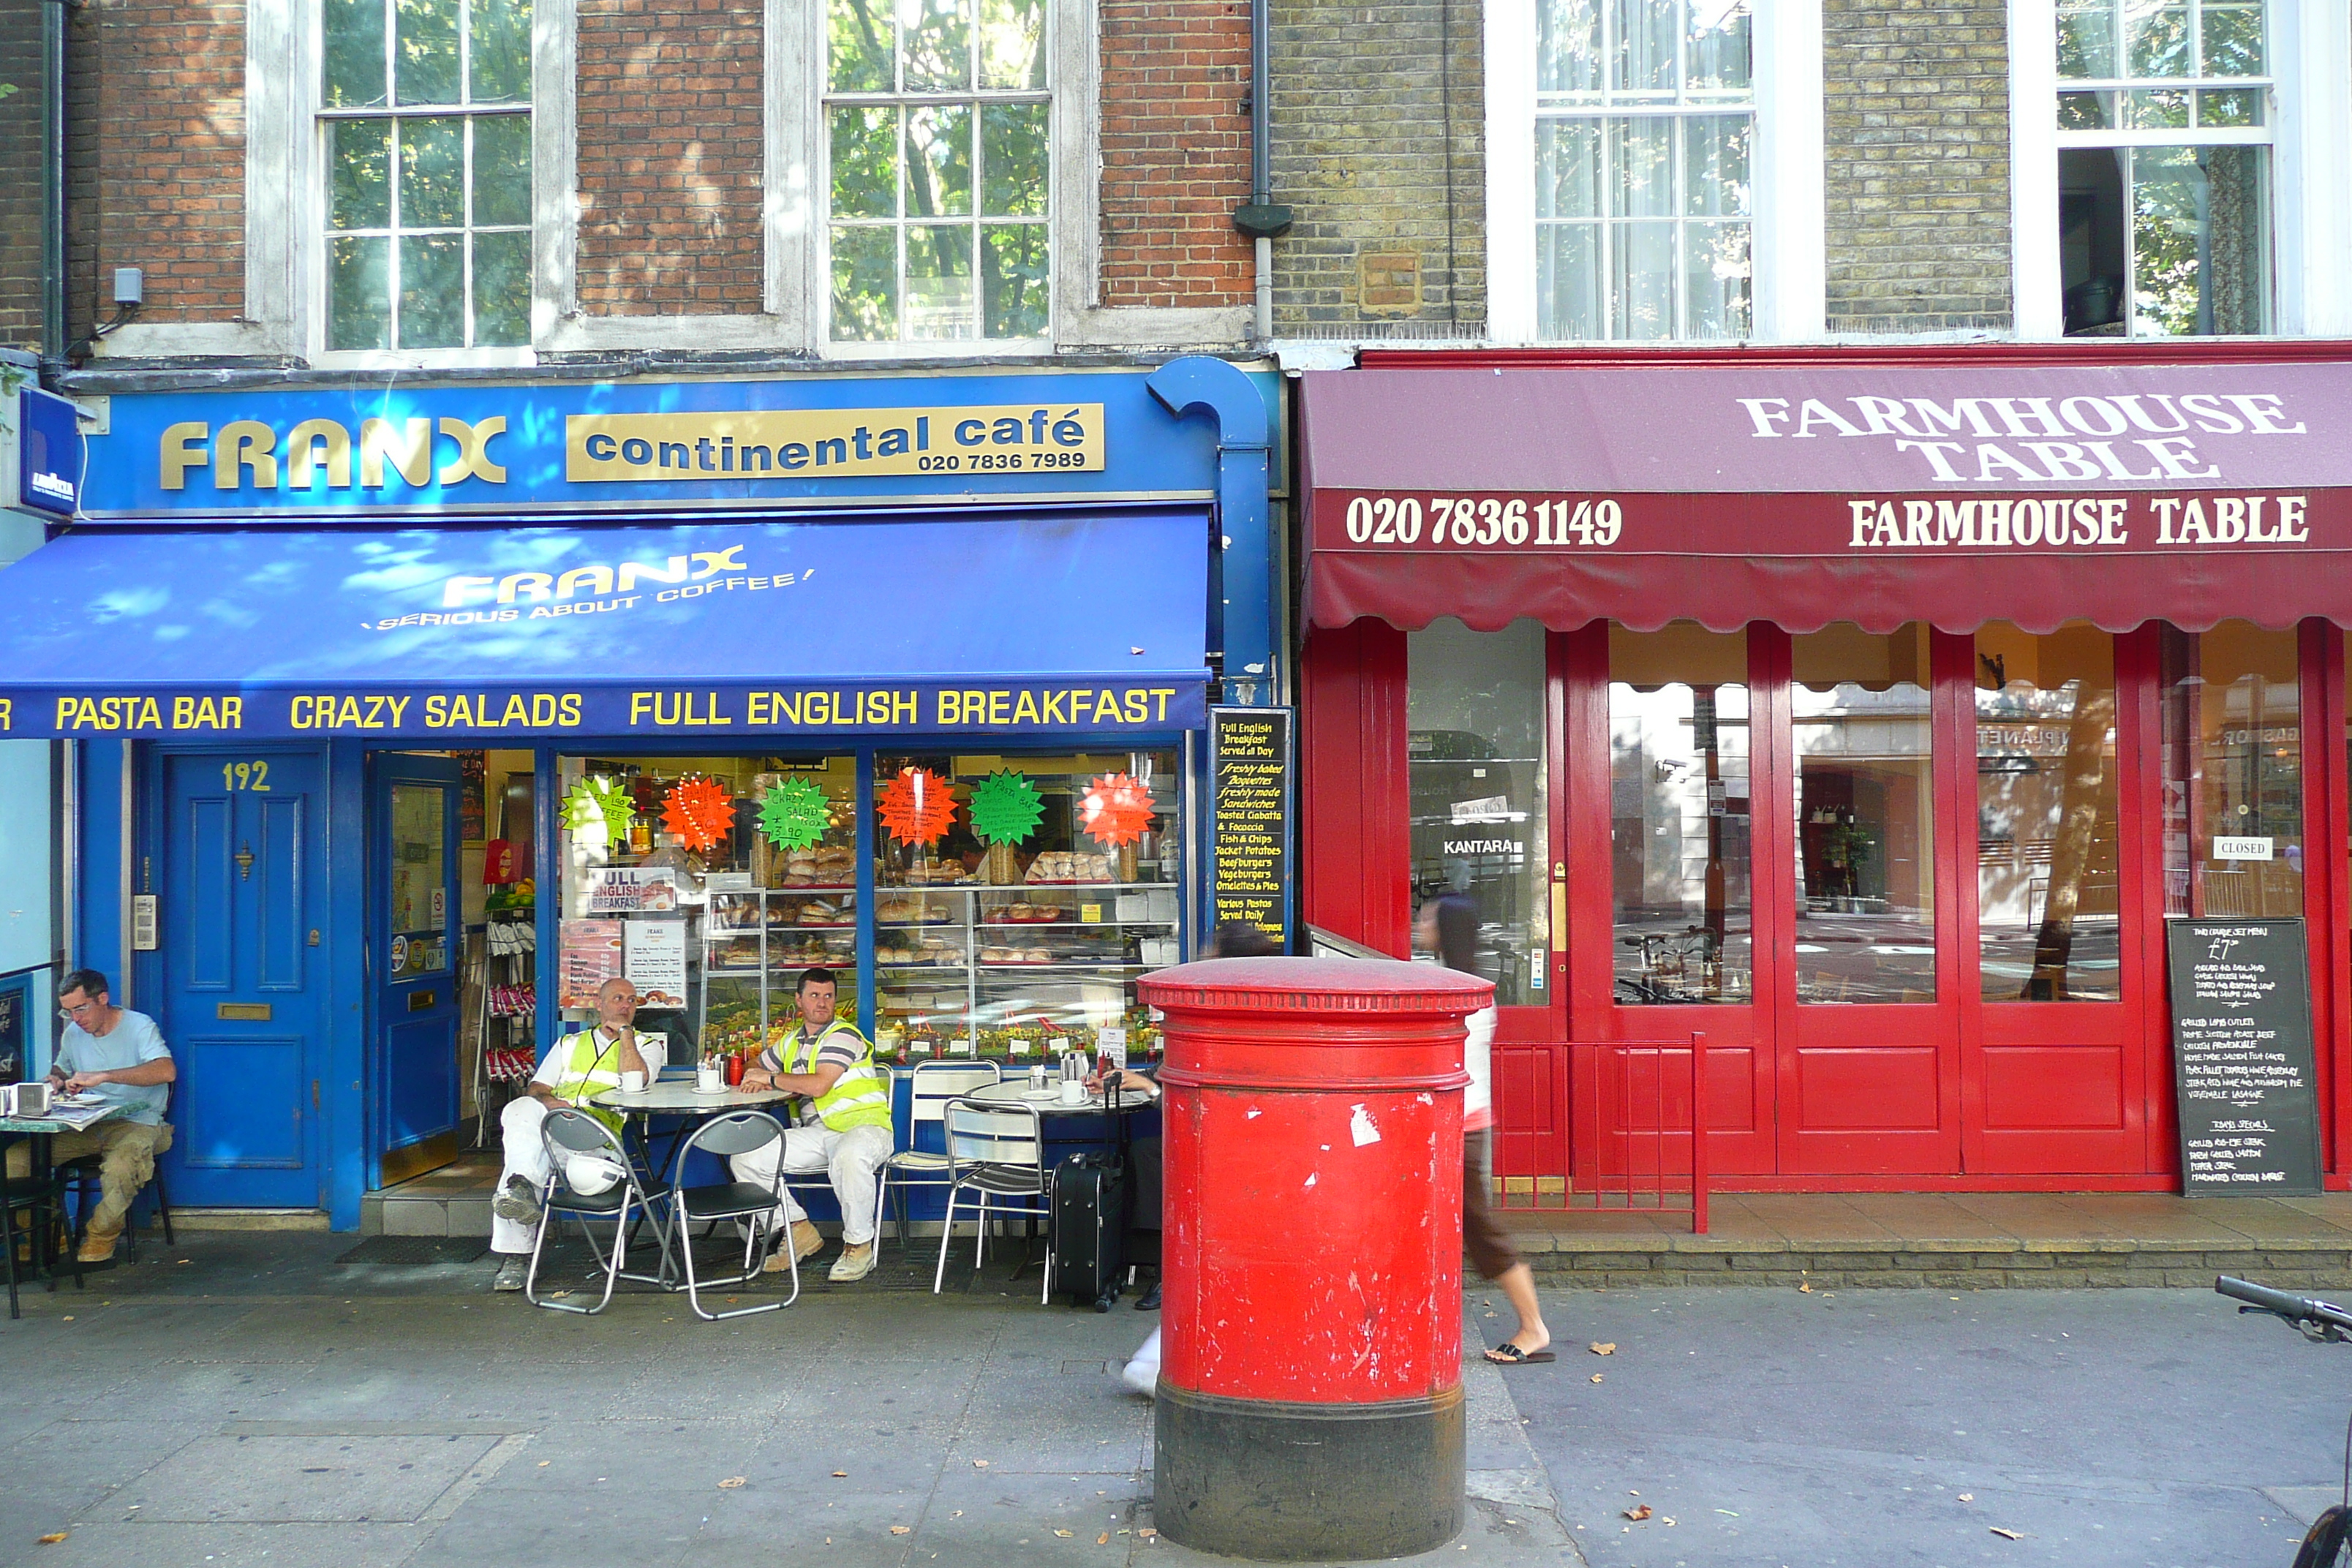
{"left": 0, "top": 510, "right": 1210, "bottom": 740}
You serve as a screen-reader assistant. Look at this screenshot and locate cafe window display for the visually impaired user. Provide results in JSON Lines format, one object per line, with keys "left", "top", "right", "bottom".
{"left": 871, "top": 752, "right": 1183, "bottom": 1060}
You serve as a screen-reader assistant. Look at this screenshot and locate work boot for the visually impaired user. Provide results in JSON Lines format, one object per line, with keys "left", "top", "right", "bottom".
{"left": 77, "top": 1224, "right": 122, "bottom": 1264}
{"left": 491, "top": 1255, "right": 529, "bottom": 1292}
{"left": 764, "top": 1219, "right": 824, "bottom": 1273}
{"left": 490, "top": 1176, "right": 541, "bottom": 1226}
{"left": 828, "top": 1242, "right": 878, "bottom": 1282}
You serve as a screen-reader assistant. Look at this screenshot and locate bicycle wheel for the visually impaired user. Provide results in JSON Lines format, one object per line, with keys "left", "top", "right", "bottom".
{"left": 2293, "top": 1504, "right": 2352, "bottom": 1568}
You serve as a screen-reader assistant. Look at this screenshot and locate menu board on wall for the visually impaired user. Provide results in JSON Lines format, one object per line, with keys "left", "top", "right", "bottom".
{"left": 559, "top": 919, "right": 626, "bottom": 1009}
{"left": 625, "top": 919, "right": 689, "bottom": 1009}
{"left": 1209, "top": 706, "right": 1295, "bottom": 951}
{"left": 2166, "top": 918, "right": 2323, "bottom": 1196}
{"left": 0, "top": 976, "right": 25, "bottom": 1082}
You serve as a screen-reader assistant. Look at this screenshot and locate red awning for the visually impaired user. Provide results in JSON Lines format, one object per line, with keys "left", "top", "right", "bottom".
{"left": 1300, "top": 353, "right": 2352, "bottom": 635}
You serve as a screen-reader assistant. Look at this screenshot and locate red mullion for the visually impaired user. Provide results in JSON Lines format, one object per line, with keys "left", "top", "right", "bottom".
{"left": 2302, "top": 619, "right": 2346, "bottom": 1183}
{"left": 1937, "top": 628, "right": 1988, "bottom": 1174}
{"left": 1751, "top": 624, "right": 1795, "bottom": 1179}
{"left": 2121, "top": 624, "right": 2174, "bottom": 1176}
{"left": 1561, "top": 622, "right": 1612, "bottom": 1195}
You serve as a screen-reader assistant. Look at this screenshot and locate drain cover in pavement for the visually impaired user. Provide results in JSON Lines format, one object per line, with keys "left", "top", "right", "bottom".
{"left": 335, "top": 1237, "right": 489, "bottom": 1266}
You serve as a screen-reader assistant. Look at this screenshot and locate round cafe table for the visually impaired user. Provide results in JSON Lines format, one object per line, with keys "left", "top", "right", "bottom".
{"left": 589, "top": 1079, "right": 796, "bottom": 1287}
{"left": 964, "top": 1078, "right": 1156, "bottom": 1117}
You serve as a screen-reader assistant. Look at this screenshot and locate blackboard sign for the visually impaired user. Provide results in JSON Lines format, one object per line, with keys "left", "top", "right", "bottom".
{"left": 1209, "top": 706, "right": 1294, "bottom": 951}
{"left": 2166, "top": 918, "right": 2323, "bottom": 1196}
{"left": 0, "top": 975, "right": 26, "bottom": 1082}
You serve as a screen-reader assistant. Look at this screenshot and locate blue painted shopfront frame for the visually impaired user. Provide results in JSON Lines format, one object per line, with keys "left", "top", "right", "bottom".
{"left": 59, "top": 361, "right": 1270, "bottom": 1229}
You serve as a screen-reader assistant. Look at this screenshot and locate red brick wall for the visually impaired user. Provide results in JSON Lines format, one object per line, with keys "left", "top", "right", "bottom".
{"left": 1097, "top": 0, "right": 1252, "bottom": 310}
{"left": 73, "top": 0, "right": 246, "bottom": 327}
{"left": 0, "top": 7, "right": 42, "bottom": 348}
{"left": 574, "top": 0, "right": 765, "bottom": 315}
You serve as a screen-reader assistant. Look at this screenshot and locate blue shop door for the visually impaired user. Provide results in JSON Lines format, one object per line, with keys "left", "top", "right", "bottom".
{"left": 158, "top": 750, "right": 327, "bottom": 1209}
{"left": 372, "top": 755, "right": 464, "bottom": 1186}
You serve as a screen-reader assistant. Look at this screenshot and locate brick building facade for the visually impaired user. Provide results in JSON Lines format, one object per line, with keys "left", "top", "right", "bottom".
{"left": 0, "top": 5, "right": 42, "bottom": 351}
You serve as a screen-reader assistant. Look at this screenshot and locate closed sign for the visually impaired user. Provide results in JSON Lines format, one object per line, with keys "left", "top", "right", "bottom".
{"left": 2214, "top": 835, "right": 2274, "bottom": 862}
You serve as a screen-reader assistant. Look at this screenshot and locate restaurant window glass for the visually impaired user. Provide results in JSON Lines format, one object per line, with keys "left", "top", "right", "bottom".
{"left": 1791, "top": 625, "right": 1935, "bottom": 1003}
{"left": 871, "top": 751, "right": 1181, "bottom": 1060}
{"left": 1975, "top": 622, "right": 2122, "bottom": 1001}
{"left": 2162, "top": 622, "right": 2302, "bottom": 916}
{"left": 1608, "top": 622, "right": 1751, "bottom": 1003}
{"left": 1534, "top": 0, "right": 1753, "bottom": 339}
{"left": 2055, "top": 0, "right": 2270, "bottom": 335}
{"left": 555, "top": 755, "right": 859, "bottom": 1067}
{"left": 1407, "top": 618, "right": 1548, "bottom": 1006}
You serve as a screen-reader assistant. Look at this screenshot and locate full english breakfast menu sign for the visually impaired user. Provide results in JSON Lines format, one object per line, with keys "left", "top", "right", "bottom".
{"left": 2166, "top": 918, "right": 2322, "bottom": 1196}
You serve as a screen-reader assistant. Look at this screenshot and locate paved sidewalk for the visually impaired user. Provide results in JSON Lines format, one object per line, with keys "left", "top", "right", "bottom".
{"left": 0, "top": 1235, "right": 1580, "bottom": 1568}
{"left": 1506, "top": 1191, "right": 2352, "bottom": 1288}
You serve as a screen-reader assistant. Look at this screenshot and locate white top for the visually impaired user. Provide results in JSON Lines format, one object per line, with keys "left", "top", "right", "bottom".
{"left": 1462, "top": 1006, "right": 1495, "bottom": 1132}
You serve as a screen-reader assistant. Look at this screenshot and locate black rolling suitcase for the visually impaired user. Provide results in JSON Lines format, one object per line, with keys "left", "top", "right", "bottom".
{"left": 1050, "top": 1151, "right": 1127, "bottom": 1311}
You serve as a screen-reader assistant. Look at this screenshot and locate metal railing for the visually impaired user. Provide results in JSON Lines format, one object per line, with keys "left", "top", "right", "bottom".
{"left": 1568, "top": 1030, "right": 1708, "bottom": 1234}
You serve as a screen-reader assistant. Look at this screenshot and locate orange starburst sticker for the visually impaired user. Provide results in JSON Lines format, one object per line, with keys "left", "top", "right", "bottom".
{"left": 1079, "top": 773, "right": 1156, "bottom": 848}
{"left": 661, "top": 774, "right": 735, "bottom": 853}
{"left": 878, "top": 766, "right": 957, "bottom": 846}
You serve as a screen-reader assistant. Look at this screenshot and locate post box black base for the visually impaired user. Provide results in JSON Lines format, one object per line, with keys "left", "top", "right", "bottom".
{"left": 1153, "top": 1382, "right": 1465, "bottom": 1561}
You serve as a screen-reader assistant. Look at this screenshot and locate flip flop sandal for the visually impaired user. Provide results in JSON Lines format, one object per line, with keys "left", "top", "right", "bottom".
{"left": 1483, "top": 1343, "right": 1556, "bottom": 1365}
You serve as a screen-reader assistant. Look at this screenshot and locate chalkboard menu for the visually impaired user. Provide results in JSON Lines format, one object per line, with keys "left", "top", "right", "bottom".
{"left": 1209, "top": 706, "right": 1294, "bottom": 951}
{"left": 2166, "top": 918, "right": 2322, "bottom": 1196}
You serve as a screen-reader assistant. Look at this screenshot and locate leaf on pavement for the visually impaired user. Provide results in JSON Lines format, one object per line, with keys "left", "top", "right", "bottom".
{"left": 973, "top": 1460, "right": 990, "bottom": 1469}
{"left": 1991, "top": 1527, "right": 2023, "bottom": 1540}
{"left": 718, "top": 1477, "right": 747, "bottom": 1490}
{"left": 37, "top": 1534, "right": 66, "bottom": 1545}
{"left": 831, "top": 1471, "right": 848, "bottom": 1478}
{"left": 1589, "top": 1373, "right": 1605, "bottom": 1383}
{"left": 890, "top": 1526, "right": 911, "bottom": 1535}
{"left": 1588, "top": 1342, "right": 1616, "bottom": 1355}
{"left": 1957, "top": 1493, "right": 1973, "bottom": 1502}
{"left": 1055, "top": 1529, "right": 1075, "bottom": 1537}
{"left": 1622, "top": 1504, "right": 1651, "bottom": 1521}
{"left": 1098, "top": 1533, "right": 1111, "bottom": 1544}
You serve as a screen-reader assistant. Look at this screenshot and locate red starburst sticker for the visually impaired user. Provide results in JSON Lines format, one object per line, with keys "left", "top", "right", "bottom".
{"left": 1079, "top": 772, "right": 1155, "bottom": 848}
{"left": 878, "top": 766, "right": 957, "bottom": 846}
{"left": 661, "top": 775, "right": 735, "bottom": 853}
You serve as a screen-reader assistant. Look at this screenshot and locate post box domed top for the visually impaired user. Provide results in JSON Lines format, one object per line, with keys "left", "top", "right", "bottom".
{"left": 1138, "top": 956, "right": 1493, "bottom": 1019}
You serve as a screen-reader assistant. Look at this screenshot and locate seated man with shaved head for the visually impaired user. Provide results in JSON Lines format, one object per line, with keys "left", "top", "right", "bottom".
{"left": 488, "top": 976, "right": 663, "bottom": 1292}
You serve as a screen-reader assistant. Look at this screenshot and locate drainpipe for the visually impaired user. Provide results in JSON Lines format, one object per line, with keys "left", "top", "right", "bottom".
{"left": 1233, "top": 0, "right": 1292, "bottom": 345}
{"left": 1149, "top": 355, "right": 1275, "bottom": 704}
{"left": 41, "top": 0, "right": 71, "bottom": 371}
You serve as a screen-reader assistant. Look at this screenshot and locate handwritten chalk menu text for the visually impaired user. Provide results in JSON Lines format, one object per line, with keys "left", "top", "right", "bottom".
{"left": 1210, "top": 706, "right": 1295, "bottom": 951}
{"left": 2165, "top": 918, "right": 2322, "bottom": 1196}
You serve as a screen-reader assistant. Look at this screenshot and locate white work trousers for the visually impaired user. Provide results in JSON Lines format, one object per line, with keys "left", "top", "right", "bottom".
{"left": 491, "top": 1096, "right": 625, "bottom": 1255}
{"left": 729, "top": 1122, "right": 892, "bottom": 1247}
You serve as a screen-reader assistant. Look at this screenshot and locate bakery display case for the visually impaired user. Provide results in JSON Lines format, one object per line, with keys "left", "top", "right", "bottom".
{"left": 871, "top": 752, "right": 1184, "bottom": 1063}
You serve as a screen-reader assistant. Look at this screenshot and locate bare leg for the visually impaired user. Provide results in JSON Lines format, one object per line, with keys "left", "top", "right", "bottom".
{"left": 1496, "top": 1262, "right": 1549, "bottom": 1357}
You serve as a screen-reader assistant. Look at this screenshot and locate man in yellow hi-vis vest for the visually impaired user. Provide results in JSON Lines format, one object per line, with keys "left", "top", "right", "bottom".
{"left": 489, "top": 976, "right": 663, "bottom": 1292}
{"left": 731, "top": 967, "right": 893, "bottom": 1283}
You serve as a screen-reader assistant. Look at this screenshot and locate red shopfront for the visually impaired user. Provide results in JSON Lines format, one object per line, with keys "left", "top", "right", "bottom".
{"left": 1298, "top": 344, "right": 2352, "bottom": 1193}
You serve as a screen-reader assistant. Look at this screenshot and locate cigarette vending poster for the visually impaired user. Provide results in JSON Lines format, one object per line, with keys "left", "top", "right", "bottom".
{"left": 625, "top": 919, "right": 690, "bottom": 1008}
{"left": 559, "top": 919, "right": 626, "bottom": 1009}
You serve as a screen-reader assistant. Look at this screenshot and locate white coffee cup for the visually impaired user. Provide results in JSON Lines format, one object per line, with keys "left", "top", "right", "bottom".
{"left": 1058, "top": 1079, "right": 1088, "bottom": 1106}
{"left": 696, "top": 1064, "right": 723, "bottom": 1093}
{"left": 619, "top": 1070, "right": 647, "bottom": 1094}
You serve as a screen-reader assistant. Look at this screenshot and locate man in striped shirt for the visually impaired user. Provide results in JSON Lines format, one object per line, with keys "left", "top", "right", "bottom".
{"left": 731, "top": 968, "right": 892, "bottom": 1283}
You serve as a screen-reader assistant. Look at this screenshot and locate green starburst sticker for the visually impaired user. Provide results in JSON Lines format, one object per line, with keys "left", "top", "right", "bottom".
{"left": 968, "top": 771, "right": 1046, "bottom": 847}
{"left": 758, "top": 777, "right": 832, "bottom": 851}
{"left": 560, "top": 774, "right": 635, "bottom": 852}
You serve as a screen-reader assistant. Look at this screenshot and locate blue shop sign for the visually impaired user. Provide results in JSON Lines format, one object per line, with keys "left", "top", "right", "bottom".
{"left": 20, "top": 387, "right": 81, "bottom": 517}
{"left": 78, "top": 367, "right": 1273, "bottom": 521}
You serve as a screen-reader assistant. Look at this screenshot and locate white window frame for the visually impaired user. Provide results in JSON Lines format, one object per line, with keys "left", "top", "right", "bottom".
{"left": 1487, "top": 0, "right": 1823, "bottom": 344}
{"left": 2011, "top": 0, "right": 2352, "bottom": 338}
{"left": 97, "top": 0, "right": 1248, "bottom": 363}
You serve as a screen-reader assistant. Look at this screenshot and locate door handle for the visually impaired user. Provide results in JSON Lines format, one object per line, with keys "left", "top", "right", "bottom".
{"left": 309, "top": 929, "right": 321, "bottom": 947}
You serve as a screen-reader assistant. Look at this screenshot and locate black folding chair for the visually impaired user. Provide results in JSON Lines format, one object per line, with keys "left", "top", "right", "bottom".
{"left": 524, "top": 1109, "right": 668, "bottom": 1315}
{"left": 670, "top": 1110, "right": 796, "bottom": 1320}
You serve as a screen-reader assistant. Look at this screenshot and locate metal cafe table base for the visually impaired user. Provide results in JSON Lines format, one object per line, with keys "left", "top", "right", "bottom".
{"left": 589, "top": 1081, "right": 793, "bottom": 1288}
{"left": 1, "top": 1103, "right": 128, "bottom": 1316}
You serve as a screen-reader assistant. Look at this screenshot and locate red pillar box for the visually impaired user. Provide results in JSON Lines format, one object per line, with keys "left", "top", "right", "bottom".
{"left": 1140, "top": 956, "right": 1491, "bottom": 1561}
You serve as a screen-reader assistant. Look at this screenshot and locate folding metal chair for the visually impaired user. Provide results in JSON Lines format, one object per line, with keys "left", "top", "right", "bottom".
{"left": 670, "top": 1110, "right": 796, "bottom": 1319}
{"left": 877, "top": 1060, "right": 1002, "bottom": 1246}
{"left": 524, "top": 1108, "right": 668, "bottom": 1315}
{"left": 933, "top": 1096, "right": 1052, "bottom": 1303}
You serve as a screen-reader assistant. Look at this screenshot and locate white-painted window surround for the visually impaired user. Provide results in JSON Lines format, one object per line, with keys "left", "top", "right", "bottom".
{"left": 1488, "top": 0, "right": 1823, "bottom": 344}
{"left": 95, "top": 0, "right": 1245, "bottom": 364}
